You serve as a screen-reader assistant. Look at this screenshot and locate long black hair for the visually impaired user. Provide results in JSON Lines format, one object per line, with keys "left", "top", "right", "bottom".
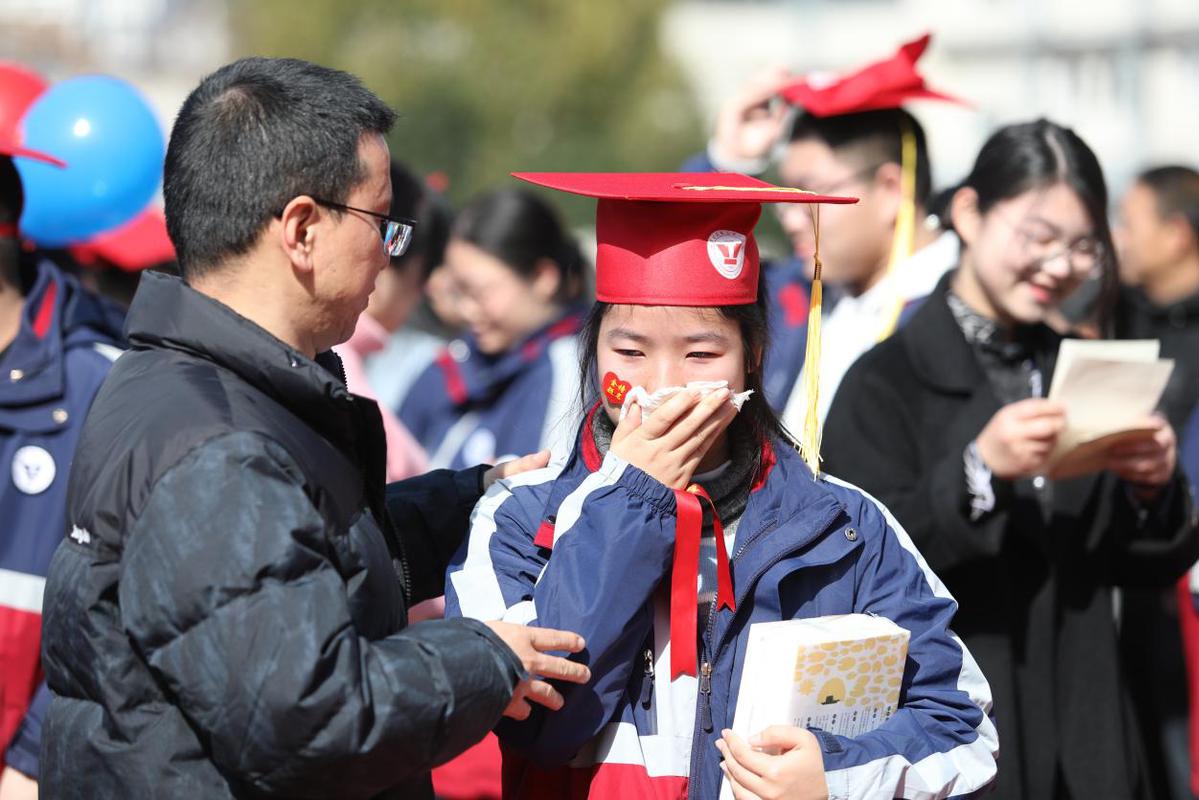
{"left": 451, "top": 188, "right": 585, "bottom": 303}
{"left": 577, "top": 271, "right": 795, "bottom": 475}
{"left": 957, "top": 118, "right": 1119, "bottom": 332}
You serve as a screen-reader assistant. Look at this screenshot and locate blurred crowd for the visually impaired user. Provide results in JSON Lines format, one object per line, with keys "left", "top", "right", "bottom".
{"left": 2, "top": 29, "right": 1199, "bottom": 800}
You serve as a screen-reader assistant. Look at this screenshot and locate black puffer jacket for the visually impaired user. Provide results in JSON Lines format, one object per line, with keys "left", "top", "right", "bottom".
{"left": 39, "top": 271, "right": 524, "bottom": 799}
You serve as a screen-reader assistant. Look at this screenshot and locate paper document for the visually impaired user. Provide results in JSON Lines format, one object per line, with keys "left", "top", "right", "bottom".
{"left": 1046, "top": 339, "right": 1173, "bottom": 479}
{"left": 719, "top": 614, "right": 910, "bottom": 800}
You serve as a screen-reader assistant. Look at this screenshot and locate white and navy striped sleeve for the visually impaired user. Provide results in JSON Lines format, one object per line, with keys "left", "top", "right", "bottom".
{"left": 821, "top": 476, "right": 1000, "bottom": 800}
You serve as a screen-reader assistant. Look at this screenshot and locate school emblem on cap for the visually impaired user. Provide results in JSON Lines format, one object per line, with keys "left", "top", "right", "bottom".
{"left": 12, "top": 445, "right": 55, "bottom": 495}
{"left": 706, "top": 230, "right": 747, "bottom": 280}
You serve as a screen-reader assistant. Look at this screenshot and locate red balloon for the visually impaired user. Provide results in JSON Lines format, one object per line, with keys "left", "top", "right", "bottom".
{"left": 0, "top": 61, "right": 48, "bottom": 142}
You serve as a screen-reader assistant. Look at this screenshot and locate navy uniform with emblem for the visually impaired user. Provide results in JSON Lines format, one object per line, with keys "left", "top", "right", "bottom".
{"left": 0, "top": 134, "right": 125, "bottom": 783}
{"left": 0, "top": 253, "right": 124, "bottom": 779}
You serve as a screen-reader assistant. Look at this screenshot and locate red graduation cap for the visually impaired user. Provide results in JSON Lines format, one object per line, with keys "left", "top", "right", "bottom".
{"left": 512, "top": 171, "right": 855, "bottom": 307}
{"left": 780, "top": 33, "right": 966, "bottom": 116}
{"left": 70, "top": 207, "right": 175, "bottom": 272}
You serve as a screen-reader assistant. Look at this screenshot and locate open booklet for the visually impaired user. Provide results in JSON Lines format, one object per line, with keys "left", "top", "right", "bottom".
{"left": 1045, "top": 339, "right": 1174, "bottom": 480}
{"left": 720, "top": 614, "right": 910, "bottom": 800}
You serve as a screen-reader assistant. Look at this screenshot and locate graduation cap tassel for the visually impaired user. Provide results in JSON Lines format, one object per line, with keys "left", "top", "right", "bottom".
{"left": 799, "top": 204, "right": 823, "bottom": 477}
{"left": 876, "top": 120, "right": 919, "bottom": 341}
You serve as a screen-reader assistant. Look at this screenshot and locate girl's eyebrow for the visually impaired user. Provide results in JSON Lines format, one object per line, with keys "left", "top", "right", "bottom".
{"left": 606, "top": 327, "right": 650, "bottom": 344}
{"left": 605, "top": 327, "right": 730, "bottom": 347}
{"left": 682, "top": 332, "right": 730, "bottom": 346}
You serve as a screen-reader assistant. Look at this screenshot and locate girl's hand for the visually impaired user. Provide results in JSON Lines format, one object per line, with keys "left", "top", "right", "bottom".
{"left": 976, "top": 398, "right": 1066, "bottom": 479}
{"left": 610, "top": 387, "right": 737, "bottom": 490}
{"left": 716, "top": 727, "right": 828, "bottom": 800}
{"left": 1105, "top": 414, "right": 1176, "bottom": 498}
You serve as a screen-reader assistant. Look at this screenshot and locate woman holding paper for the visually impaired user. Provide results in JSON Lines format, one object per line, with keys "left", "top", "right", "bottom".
{"left": 445, "top": 172, "right": 999, "bottom": 799}
{"left": 823, "top": 120, "right": 1199, "bottom": 800}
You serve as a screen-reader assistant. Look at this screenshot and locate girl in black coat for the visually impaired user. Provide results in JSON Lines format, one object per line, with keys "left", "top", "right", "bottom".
{"left": 823, "top": 119, "right": 1199, "bottom": 800}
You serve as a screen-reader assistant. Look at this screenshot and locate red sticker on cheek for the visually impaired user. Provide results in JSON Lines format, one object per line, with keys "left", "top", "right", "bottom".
{"left": 602, "top": 371, "right": 631, "bottom": 405}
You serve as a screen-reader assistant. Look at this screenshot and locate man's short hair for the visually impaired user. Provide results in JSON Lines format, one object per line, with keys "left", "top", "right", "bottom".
{"left": 788, "top": 108, "right": 932, "bottom": 207}
{"left": 1137, "top": 165, "right": 1199, "bottom": 245}
{"left": 163, "top": 57, "right": 396, "bottom": 280}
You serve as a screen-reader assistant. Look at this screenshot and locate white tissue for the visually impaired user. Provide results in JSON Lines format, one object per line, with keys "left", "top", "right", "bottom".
{"left": 617, "top": 380, "right": 754, "bottom": 422}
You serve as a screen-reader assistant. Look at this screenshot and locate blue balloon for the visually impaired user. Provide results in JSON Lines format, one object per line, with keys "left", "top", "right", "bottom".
{"left": 16, "top": 75, "right": 164, "bottom": 246}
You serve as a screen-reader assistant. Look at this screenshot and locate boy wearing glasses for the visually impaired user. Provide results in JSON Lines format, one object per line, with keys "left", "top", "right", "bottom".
{"left": 687, "top": 34, "right": 966, "bottom": 424}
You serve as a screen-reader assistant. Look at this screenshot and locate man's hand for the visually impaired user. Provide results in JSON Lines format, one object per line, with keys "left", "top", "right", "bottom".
{"left": 1105, "top": 414, "right": 1176, "bottom": 498}
{"left": 610, "top": 388, "right": 737, "bottom": 490}
{"left": 484, "top": 622, "right": 590, "bottom": 721}
{"left": 483, "top": 450, "right": 551, "bottom": 492}
{"left": 716, "top": 727, "right": 828, "bottom": 800}
{"left": 976, "top": 398, "right": 1066, "bottom": 480}
{"left": 711, "top": 67, "right": 794, "bottom": 168}
{"left": 0, "top": 767, "right": 38, "bottom": 800}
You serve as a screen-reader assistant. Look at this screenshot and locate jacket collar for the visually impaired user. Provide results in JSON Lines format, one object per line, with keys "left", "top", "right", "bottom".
{"left": 125, "top": 271, "right": 363, "bottom": 455}
{"left": 903, "top": 269, "right": 1058, "bottom": 394}
{"left": 901, "top": 271, "right": 986, "bottom": 394}
{"left": 733, "top": 443, "right": 850, "bottom": 570}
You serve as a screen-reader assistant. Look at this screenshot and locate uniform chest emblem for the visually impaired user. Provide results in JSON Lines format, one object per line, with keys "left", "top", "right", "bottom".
{"left": 12, "top": 445, "right": 56, "bottom": 495}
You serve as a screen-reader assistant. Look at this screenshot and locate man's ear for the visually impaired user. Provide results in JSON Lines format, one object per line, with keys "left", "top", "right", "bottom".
{"left": 949, "top": 186, "right": 981, "bottom": 249}
{"left": 279, "top": 196, "right": 321, "bottom": 278}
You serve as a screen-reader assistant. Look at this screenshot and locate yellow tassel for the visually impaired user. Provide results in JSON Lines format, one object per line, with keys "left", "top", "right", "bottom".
{"left": 875, "top": 122, "right": 919, "bottom": 341}
{"left": 799, "top": 204, "right": 823, "bottom": 477}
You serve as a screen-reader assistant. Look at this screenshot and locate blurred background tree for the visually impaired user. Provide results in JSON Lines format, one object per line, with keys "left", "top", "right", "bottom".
{"left": 232, "top": 0, "right": 704, "bottom": 223}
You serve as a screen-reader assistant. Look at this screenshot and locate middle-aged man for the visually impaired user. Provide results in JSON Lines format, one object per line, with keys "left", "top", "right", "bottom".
{"left": 37, "top": 57, "right": 589, "bottom": 799}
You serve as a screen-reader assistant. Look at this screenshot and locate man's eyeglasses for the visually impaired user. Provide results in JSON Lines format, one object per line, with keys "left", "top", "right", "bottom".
{"left": 311, "top": 197, "right": 416, "bottom": 257}
{"left": 276, "top": 197, "right": 417, "bottom": 257}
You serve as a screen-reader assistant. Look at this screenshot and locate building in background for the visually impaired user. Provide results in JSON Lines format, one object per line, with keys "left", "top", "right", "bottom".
{"left": 2, "top": 0, "right": 1197, "bottom": 211}
{"left": 0, "top": 0, "right": 229, "bottom": 142}
{"left": 663, "top": 0, "right": 1199, "bottom": 193}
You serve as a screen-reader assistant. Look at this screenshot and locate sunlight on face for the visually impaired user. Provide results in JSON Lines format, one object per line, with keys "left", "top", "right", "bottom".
{"left": 778, "top": 137, "right": 889, "bottom": 286}
{"left": 317, "top": 133, "right": 392, "bottom": 349}
{"left": 595, "top": 305, "right": 746, "bottom": 423}
{"left": 969, "top": 182, "right": 1099, "bottom": 325}
{"left": 444, "top": 239, "right": 557, "bottom": 355}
